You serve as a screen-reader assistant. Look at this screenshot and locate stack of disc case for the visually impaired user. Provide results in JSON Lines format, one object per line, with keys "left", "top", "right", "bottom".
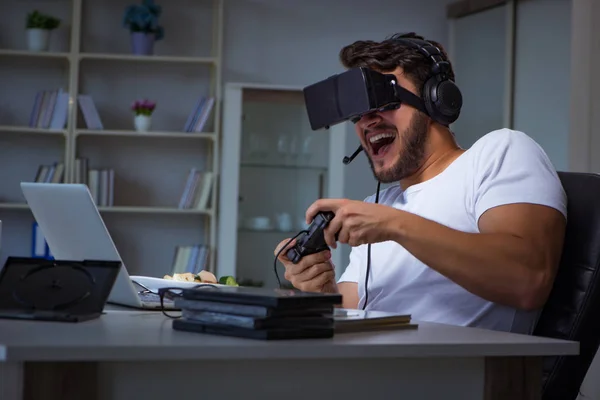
{"left": 171, "top": 286, "right": 343, "bottom": 340}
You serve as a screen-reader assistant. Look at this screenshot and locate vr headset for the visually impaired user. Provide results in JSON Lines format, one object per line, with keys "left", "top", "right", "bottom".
{"left": 302, "top": 37, "right": 463, "bottom": 132}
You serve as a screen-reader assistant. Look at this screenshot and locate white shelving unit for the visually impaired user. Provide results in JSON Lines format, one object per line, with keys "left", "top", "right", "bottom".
{"left": 217, "top": 82, "right": 347, "bottom": 288}
{"left": 0, "top": 0, "right": 223, "bottom": 277}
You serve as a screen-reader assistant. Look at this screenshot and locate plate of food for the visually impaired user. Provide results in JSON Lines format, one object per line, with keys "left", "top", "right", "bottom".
{"left": 130, "top": 271, "right": 239, "bottom": 292}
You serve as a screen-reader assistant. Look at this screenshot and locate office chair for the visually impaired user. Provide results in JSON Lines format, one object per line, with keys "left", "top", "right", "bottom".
{"left": 533, "top": 171, "right": 600, "bottom": 400}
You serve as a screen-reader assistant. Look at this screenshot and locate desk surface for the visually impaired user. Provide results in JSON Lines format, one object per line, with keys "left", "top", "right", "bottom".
{"left": 0, "top": 309, "right": 579, "bottom": 362}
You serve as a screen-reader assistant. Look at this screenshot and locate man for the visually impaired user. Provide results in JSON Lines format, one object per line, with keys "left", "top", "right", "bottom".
{"left": 274, "top": 32, "right": 567, "bottom": 333}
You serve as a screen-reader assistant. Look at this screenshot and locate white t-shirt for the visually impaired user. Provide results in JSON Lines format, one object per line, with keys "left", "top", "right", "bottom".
{"left": 338, "top": 129, "right": 567, "bottom": 334}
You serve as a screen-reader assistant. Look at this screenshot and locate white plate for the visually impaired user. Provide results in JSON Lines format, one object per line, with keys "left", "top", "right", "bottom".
{"left": 130, "top": 275, "right": 225, "bottom": 292}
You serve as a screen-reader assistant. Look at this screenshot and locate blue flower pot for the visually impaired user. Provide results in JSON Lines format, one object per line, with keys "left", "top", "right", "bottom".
{"left": 130, "top": 32, "right": 155, "bottom": 55}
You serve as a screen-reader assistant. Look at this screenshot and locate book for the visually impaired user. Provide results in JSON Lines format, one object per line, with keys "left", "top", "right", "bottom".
{"left": 332, "top": 309, "right": 416, "bottom": 333}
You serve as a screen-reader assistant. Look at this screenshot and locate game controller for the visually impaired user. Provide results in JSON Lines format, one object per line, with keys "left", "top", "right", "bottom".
{"left": 286, "top": 211, "right": 337, "bottom": 264}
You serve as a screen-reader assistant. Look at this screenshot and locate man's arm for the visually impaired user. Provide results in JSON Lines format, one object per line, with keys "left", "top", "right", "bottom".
{"left": 387, "top": 203, "right": 566, "bottom": 311}
{"left": 338, "top": 282, "right": 359, "bottom": 309}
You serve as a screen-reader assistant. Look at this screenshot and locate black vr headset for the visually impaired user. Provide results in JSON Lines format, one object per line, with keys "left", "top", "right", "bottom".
{"left": 302, "top": 37, "right": 463, "bottom": 132}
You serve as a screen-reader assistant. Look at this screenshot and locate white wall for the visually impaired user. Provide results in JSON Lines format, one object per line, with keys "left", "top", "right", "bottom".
{"left": 512, "top": 0, "right": 571, "bottom": 172}
{"left": 448, "top": 0, "right": 572, "bottom": 172}
{"left": 223, "top": 0, "right": 455, "bottom": 271}
{"left": 223, "top": 0, "right": 454, "bottom": 86}
{"left": 450, "top": 4, "right": 509, "bottom": 148}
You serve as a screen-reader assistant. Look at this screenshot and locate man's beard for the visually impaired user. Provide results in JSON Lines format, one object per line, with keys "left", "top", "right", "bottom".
{"left": 366, "top": 112, "right": 428, "bottom": 183}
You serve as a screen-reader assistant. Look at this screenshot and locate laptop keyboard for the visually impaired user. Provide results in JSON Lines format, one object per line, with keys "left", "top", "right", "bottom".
{"left": 138, "top": 292, "right": 173, "bottom": 305}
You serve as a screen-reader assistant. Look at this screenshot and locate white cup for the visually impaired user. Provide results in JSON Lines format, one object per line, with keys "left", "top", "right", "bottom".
{"left": 248, "top": 216, "right": 271, "bottom": 230}
{"left": 276, "top": 213, "right": 292, "bottom": 232}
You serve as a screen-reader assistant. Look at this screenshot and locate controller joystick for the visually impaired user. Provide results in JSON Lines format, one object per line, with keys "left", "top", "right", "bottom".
{"left": 286, "top": 211, "right": 337, "bottom": 264}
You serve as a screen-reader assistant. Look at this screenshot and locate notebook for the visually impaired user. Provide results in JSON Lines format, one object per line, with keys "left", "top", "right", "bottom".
{"left": 333, "top": 309, "right": 417, "bottom": 333}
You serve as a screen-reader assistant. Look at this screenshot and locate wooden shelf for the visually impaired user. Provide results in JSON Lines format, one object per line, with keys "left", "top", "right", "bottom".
{"left": 240, "top": 163, "right": 327, "bottom": 171}
{"left": 79, "top": 53, "right": 218, "bottom": 65}
{"left": 0, "top": 203, "right": 28, "bottom": 210}
{"left": 0, "top": 0, "right": 224, "bottom": 276}
{"left": 98, "top": 206, "right": 213, "bottom": 215}
{"left": 0, "top": 50, "right": 217, "bottom": 65}
{"left": 0, "top": 49, "right": 70, "bottom": 59}
{"left": 75, "top": 129, "right": 216, "bottom": 140}
{"left": 0, "top": 126, "right": 67, "bottom": 136}
{"left": 238, "top": 228, "right": 298, "bottom": 234}
{"left": 0, "top": 203, "right": 212, "bottom": 216}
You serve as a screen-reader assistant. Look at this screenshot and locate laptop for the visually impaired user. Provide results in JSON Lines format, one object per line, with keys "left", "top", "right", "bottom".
{"left": 20, "top": 182, "right": 178, "bottom": 310}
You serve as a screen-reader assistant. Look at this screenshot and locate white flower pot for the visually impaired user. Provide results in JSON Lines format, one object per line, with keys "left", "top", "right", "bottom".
{"left": 134, "top": 115, "right": 152, "bottom": 132}
{"left": 27, "top": 28, "right": 51, "bottom": 52}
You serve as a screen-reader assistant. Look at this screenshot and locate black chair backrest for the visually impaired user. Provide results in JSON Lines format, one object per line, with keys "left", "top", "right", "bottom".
{"left": 533, "top": 171, "right": 600, "bottom": 400}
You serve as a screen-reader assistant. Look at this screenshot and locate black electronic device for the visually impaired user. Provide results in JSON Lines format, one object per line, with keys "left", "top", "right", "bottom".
{"left": 172, "top": 286, "right": 339, "bottom": 340}
{"left": 173, "top": 297, "right": 333, "bottom": 318}
{"left": 179, "top": 284, "right": 342, "bottom": 309}
{"left": 180, "top": 308, "right": 334, "bottom": 330}
{"left": 302, "top": 37, "right": 463, "bottom": 131}
{"left": 286, "top": 211, "right": 336, "bottom": 264}
{"left": 172, "top": 318, "right": 334, "bottom": 340}
{"left": 0, "top": 256, "right": 121, "bottom": 322}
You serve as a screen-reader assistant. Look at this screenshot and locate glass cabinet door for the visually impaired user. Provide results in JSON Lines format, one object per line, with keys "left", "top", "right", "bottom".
{"left": 218, "top": 83, "right": 345, "bottom": 289}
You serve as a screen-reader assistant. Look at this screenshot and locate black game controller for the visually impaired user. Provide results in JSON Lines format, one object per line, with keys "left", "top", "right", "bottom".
{"left": 286, "top": 211, "right": 336, "bottom": 264}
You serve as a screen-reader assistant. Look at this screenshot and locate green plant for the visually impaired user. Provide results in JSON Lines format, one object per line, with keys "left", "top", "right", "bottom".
{"left": 26, "top": 10, "right": 61, "bottom": 30}
{"left": 123, "top": 0, "right": 164, "bottom": 40}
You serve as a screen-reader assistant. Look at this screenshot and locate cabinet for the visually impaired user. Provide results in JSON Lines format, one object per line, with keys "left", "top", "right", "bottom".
{"left": 217, "top": 82, "right": 346, "bottom": 288}
{"left": 0, "top": 0, "right": 222, "bottom": 276}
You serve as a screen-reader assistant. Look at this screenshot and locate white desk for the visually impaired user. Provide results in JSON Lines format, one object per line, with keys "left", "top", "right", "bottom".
{"left": 0, "top": 310, "right": 579, "bottom": 400}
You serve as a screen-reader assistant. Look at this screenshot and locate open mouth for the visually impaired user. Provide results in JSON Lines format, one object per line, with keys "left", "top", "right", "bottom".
{"left": 368, "top": 132, "right": 396, "bottom": 156}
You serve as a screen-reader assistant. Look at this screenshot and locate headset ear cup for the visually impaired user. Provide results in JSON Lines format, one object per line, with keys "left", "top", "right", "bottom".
{"left": 422, "top": 76, "right": 443, "bottom": 125}
{"left": 436, "top": 80, "right": 463, "bottom": 125}
{"left": 422, "top": 77, "right": 462, "bottom": 126}
{"left": 421, "top": 77, "right": 439, "bottom": 122}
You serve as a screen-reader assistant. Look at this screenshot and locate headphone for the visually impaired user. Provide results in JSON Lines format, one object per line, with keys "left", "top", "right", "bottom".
{"left": 390, "top": 35, "right": 463, "bottom": 126}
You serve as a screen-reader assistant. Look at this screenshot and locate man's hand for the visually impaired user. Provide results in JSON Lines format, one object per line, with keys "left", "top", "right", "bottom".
{"left": 273, "top": 238, "right": 337, "bottom": 293}
{"left": 305, "top": 198, "right": 401, "bottom": 248}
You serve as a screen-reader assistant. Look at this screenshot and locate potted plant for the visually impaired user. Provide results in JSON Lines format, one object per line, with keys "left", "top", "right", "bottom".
{"left": 122, "top": 0, "right": 164, "bottom": 56}
{"left": 26, "top": 10, "right": 61, "bottom": 52}
{"left": 131, "top": 99, "right": 156, "bottom": 132}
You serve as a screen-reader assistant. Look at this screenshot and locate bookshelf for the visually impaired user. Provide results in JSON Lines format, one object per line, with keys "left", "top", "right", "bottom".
{"left": 0, "top": 0, "right": 223, "bottom": 277}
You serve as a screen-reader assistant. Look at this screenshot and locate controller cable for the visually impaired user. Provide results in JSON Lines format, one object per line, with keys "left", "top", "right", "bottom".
{"left": 272, "top": 147, "right": 381, "bottom": 311}
{"left": 273, "top": 230, "right": 309, "bottom": 288}
{"left": 362, "top": 180, "right": 381, "bottom": 310}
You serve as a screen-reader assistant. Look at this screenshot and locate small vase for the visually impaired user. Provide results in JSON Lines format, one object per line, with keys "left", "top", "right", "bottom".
{"left": 27, "top": 28, "right": 51, "bottom": 52}
{"left": 130, "top": 32, "right": 155, "bottom": 56}
{"left": 134, "top": 115, "right": 152, "bottom": 132}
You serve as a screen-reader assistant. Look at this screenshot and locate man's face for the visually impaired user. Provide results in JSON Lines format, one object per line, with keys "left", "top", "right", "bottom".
{"left": 354, "top": 71, "right": 430, "bottom": 183}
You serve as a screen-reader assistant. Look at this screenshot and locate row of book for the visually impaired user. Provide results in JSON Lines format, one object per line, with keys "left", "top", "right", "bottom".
{"left": 178, "top": 168, "right": 213, "bottom": 210}
{"left": 31, "top": 159, "right": 210, "bottom": 210}
{"left": 34, "top": 162, "right": 65, "bottom": 183}
{"left": 171, "top": 244, "right": 211, "bottom": 275}
{"left": 74, "top": 157, "right": 114, "bottom": 207}
{"left": 29, "top": 89, "right": 103, "bottom": 130}
{"left": 30, "top": 91, "right": 215, "bottom": 132}
{"left": 29, "top": 89, "right": 70, "bottom": 130}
